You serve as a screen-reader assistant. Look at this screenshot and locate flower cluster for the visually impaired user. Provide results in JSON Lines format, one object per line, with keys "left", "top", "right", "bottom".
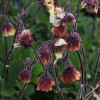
{"left": 17, "top": 0, "right": 82, "bottom": 94}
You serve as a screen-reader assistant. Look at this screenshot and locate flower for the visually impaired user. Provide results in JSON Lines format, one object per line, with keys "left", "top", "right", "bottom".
{"left": 93, "top": 81, "right": 100, "bottom": 100}
{"left": 19, "top": 69, "right": 31, "bottom": 84}
{"left": 37, "top": 73, "right": 55, "bottom": 92}
{"left": 42, "top": 0, "right": 55, "bottom": 14}
{"left": 40, "top": 47, "right": 51, "bottom": 65}
{"left": 51, "top": 23, "right": 67, "bottom": 37}
{"left": 52, "top": 38, "right": 67, "bottom": 64}
{"left": 66, "top": 32, "right": 81, "bottom": 51}
{"left": 60, "top": 64, "right": 81, "bottom": 84}
{"left": 50, "top": 7, "right": 66, "bottom": 26}
{"left": 2, "top": 22, "right": 15, "bottom": 37}
{"left": 65, "top": 12, "right": 75, "bottom": 23}
{"left": 15, "top": 29, "right": 33, "bottom": 47}
{"left": 82, "top": 0, "right": 99, "bottom": 13}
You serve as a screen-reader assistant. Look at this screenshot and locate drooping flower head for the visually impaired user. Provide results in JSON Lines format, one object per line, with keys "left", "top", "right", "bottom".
{"left": 16, "top": 29, "right": 33, "bottom": 47}
{"left": 42, "top": 0, "right": 55, "bottom": 14}
{"left": 37, "top": 72, "right": 55, "bottom": 92}
{"left": 2, "top": 22, "right": 15, "bottom": 37}
{"left": 19, "top": 69, "right": 31, "bottom": 84}
{"left": 40, "top": 46, "right": 52, "bottom": 65}
{"left": 50, "top": 7, "right": 66, "bottom": 27}
{"left": 52, "top": 38, "right": 67, "bottom": 63}
{"left": 64, "top": 12, "right": 75, "bottom": 23}
{"left": 60, "top": 63, "right": 81, "bottom": 84}
{"left": 82, "top": 0, "right": 99, "bottom": 13}
{"left": 52, "top": 38, "right": 67, "bottom": 53}
{"left": 66, "top": 32, "right": 81, "bottom": 51}
{"left": 51, "top": 23, "right": 67, "bottom": 37}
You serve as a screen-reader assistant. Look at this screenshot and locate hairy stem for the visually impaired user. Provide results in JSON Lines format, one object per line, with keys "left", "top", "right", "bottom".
{"left": 77, "top": 51, "right": 84, "bottom": 84}
{"left": 52, "top": 64, "right": 64, "bottom": 100}
{"left": 18, "top": 83, "right": 27, "bottom": 100}
{"left": 31, "top": 40, "right": 51, "bottom": 66}
{"left": 91, "top": 51, "right": 100, "bottom": 86}
{"left": 30, "top": 45, "right": 45, "bottom": 67}
{"left": 77, "top": 51, "right": 85, "bottom": 98}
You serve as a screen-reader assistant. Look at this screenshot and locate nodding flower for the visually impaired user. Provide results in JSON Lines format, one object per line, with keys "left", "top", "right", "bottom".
{"left": 19, "top": 69, "right": 31, "bottom": 84}
{"left": 2, "top": 22, "right": 15, "bottom": 37}
{"left": 50, "top": 7, "right": 66, "bottom": 27}
{"left": 52, "top": 38, "right": 67, "bottom": 63}
{"left": 66, "top": 32, "right": 81, "bottom": 52}
{"left": 40, "top": 46, "right": 52, "bottom": 65}
{"left": 60, "top": 63, "right": 81, "bottom": 84}
{"left": 37, "top": 72, "right": 55, "bottom": 92}
{"left": 82, "top": 0, "right": 99, "bottom": 13}
{"left": 51, "top": 23, "right": 67, "bottom": 37}
{"left": 42, "top": 0, "right": 55, "bottom": 14}
{"left": 93, "top": 81, "right": 100, "bottom": 100}
{"left": 65, "top": 12, "right": 75, "bottom": 23}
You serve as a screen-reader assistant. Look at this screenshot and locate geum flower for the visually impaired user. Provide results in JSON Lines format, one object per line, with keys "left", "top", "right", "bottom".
{"left": 42, "top": 0, "right": 55, "bottom": 14}
{"left": 40, "top": 46, "right": 52, "bottom": 65}
{"left": 82, "top": 0, "right": 99, "bottom": 13}
{"left": 52, "top": 38, "right": 67, "bottom": 64}
{"left": 64, "top": 12, "right": 75, "bottom": 23}
{"left": 14, "top": 29, "right": 33, "bottom": 47}
{"left": 60, "top": 63, "right": 81, "bottom": 84}
{"left": 51, "top": 23, "right": 67, "bottom": 37}
{"left": 93, "top": 81, "right": 100, "bottom": 100}
{"left": 2, "top": 22, "right": 15, "bottom": 37}
{"left": 37, "top": 72, "right": 55, "bottom": 92}
{"left": 19, "top": 69, "right": 31, "bottom": 84}
{"left": 66, "top": 32, "right": 81, "bottom": 51}
{"left": 50, "top": 7, "right": 66, "bottom": 27}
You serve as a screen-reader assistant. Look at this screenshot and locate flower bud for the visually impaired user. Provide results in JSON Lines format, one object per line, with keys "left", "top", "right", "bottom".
{"left": 40, "top": 52, "right": 51, "bottom": 65}
{"left": 2, "top": 22, "right": 15, "bottom": 37}
{"left": 19, "top": 70, "right": 31, "bottom": 84}
{"left": 65, "top": 12, "right": 75, "bottom": 23}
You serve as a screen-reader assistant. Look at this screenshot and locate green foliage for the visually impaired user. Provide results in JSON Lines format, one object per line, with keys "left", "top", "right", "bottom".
{"left": 0, "top": 0, "right": 100, "bottom": 100}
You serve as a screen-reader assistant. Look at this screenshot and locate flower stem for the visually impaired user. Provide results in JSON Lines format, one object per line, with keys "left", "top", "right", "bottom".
{"left": 51, "top": 64, "right": 64, "bottom": 100}
{"left": 77, "top": 51, "right": 84, "bottom": 84}
{"left": 91, "top": 51, "right": 100, "bottom": 86}
{"left": 85, "top": 91, "right": 93, "bottom": 99}
{"left": 30, "top": 45, "right": 45, "bottom": 67}
{"left": 18, "top": 83, "right": 27, "bottom": 100}
{"left": 4, "top": 37, "right": 8, "bottom": 57}
{"left": 31, "top": 40, "right": 51, "bottom": 66}
{"left": 77, "top": 51, "right": 85, "bottom": 98}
